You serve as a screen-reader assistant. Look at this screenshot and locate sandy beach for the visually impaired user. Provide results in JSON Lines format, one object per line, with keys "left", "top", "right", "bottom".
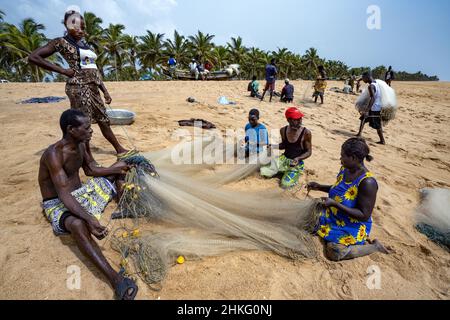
{"left": 0, "top": 80, "right": 449, "bottom": 300}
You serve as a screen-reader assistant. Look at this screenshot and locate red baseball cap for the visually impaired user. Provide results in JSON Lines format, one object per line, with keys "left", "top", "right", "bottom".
{"left": 285, "top": 107, "right": 304, "bottom": 120}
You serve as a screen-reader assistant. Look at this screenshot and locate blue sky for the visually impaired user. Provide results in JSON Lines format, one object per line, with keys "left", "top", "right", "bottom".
{"left": 1, "top": 0, "right": 449, "bottom": 80}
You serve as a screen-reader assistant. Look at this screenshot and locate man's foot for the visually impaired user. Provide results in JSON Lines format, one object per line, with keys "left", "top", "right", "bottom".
{"left": 114, "top": 276, "right": 138, "bottom": 300}
{"left": 369, "top": 239, "right": 391, "bottom": 254}
{"left": 376, "top": 141, "right": 386, "bottom": 145}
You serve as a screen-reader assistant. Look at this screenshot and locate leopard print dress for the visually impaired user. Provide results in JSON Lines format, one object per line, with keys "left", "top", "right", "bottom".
{"left": 49, "top": 36, "right": 110, "bottom": 124}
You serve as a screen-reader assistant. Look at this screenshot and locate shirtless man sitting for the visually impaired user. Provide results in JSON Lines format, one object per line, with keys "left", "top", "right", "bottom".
{"left": 38, "top": 109, "right": 138, "bottom": 300}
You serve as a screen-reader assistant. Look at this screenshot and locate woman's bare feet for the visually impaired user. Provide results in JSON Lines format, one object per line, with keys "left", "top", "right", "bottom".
{"left": 369, "top": 239, "right": 391, "bottom": 254}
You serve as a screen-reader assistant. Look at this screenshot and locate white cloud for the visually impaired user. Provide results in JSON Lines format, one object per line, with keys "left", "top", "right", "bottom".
{"left": 75, "top": 0, "right": 178, "bottom": 35}
{"left": 144, "top": 19, "right": 177, "bottom": 37}
{"left": 80, "top": 0, "right": 125, "bottom": 23}
{"left": 133, "top": 0, "right": 178, "bottom": 16}
{"left": 5, "top": 0, "right": 178, "bottom": 37}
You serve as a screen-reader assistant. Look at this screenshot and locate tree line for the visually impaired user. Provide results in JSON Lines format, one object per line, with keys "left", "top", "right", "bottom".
{"left": 0, "top": 10, "right": 440, "bottom": 82}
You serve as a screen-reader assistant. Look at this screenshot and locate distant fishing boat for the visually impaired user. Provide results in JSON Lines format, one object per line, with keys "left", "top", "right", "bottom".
{"left": 162, "top": 64, "right": 240, "bottom": 81}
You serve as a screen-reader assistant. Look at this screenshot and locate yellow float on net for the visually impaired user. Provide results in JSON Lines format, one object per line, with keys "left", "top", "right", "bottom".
{"left": 120, "top": 258, "right": 128, "bottom": 267}
{"left": 121, "top": 231, "right": 129, "bottom": 238}
{"left": 124, "top": 183, "right": 135, "bottom": 191}
{"left": 131, "top": 229, "right": 140, "bottom": 237}
{"left": 176, "top": 256, "right": 185, "bottom": 264}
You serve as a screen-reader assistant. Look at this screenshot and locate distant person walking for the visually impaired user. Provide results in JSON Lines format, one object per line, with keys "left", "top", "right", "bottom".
{"left": 260, "top": 59, "right": 278, "bottom": 102}
{"left": 356, "top": 72, "right": 386, "bottom": 145}
{"left": 385, "top": 66, "right": 395, "bottom": 87}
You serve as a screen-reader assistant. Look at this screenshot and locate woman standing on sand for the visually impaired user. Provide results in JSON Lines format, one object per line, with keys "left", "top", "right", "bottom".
{"left": 29, "top": 9, "right": 131, "bottom": 158}
{"left": 307, "top": 138, "right": 390, "bottom": 261}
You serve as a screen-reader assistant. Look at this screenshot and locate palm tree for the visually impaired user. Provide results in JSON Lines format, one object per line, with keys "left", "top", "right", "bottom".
{"left": 226, "top": 36, "right": 247, "bottom": 66}
{"left": 282, "top": 53, "right": 301, "bottom": 79}
{"left": 95, "top": 49, "right": 109, "bottom": 78}
{"left": 122, "top": 34, "right": 139, "bottom": 79}
{"left": 325, "top": 60, "right": 349, "bottom": 79}
{"left": 242, "top": 47, "right": 266, "bottom": 79}
{"left": 83, "top": 12, "right": 103, "bottom": 50}
{"left": 138, "top": 31, "right": 165, "bottom": 73}
{"left": 82, "top": 12, "right": 106, "bottom": 76}
{"left": 0, "top": 10, "right": 10, "bottom": 79}
{"left": 302, "top": 47, "right": 321, "bottom": 79}
{"left": 2, "top": 19, "right": 47, "bottom": 81}
{"left": 188, "top": 30, "right": 215, "bottom": 63}
{"left": 210, "top": 46, "right": 229, "bottom": 70}
{"left": 290, "top": 53, "right": 306, "bottom": 79}
{"left": 101, "top": 23, "right": 126, "bottom": 81}
{"left": 1, "top": 12, "right": 439, "bottom": 83}
{"left": 372, "top": 65, "right": 387, "bottom": 80}
{"left": 271, "top": 47, "right": 292, "bottom": 79}
{"left": 0, "top": 11, "right": 7, "bottom": 46}
{"left": 164, "top": 30, "right": 190, "bottom": 68}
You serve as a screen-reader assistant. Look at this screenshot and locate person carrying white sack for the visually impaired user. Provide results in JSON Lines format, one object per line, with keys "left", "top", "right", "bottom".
{"left": 356, "top": 71, "right": 387, "bottom": 145}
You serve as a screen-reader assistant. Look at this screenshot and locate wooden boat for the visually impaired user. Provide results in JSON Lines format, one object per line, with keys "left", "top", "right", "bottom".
{"left": 161, "top": 65, "right": 240, "bottom": 81}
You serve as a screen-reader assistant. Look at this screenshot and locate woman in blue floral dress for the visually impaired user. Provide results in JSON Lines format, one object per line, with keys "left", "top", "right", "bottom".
{"left": 307, "top": 138, "right": 390, "bottom": 261}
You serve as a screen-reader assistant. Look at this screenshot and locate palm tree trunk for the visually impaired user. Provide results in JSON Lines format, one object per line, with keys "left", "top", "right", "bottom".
{"left": 132, "top": 58, "right": 138, "bottom": 80}
{"left": 115, "top": 54, "right": 118, "bottom": 81}
{"left": 32, "top": 66, "right": 40, "bottom": 82}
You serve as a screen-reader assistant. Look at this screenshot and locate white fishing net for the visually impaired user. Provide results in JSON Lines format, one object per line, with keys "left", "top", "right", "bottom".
{"left": 416, "top": 189, "right": 450, "bottom": 234}
{"left": 355, "top": 79, "right": 398, "bottom": 124}
{"left": 414, "top": 188, "right": 450, "bottom": 251}
{"left": 111, "top": 138, "right": 322, "bottom": 288}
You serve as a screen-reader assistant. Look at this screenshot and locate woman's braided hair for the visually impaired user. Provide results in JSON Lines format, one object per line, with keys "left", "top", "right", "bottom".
{"left": 342, "top": 138, "right": 374, "bottom": 162}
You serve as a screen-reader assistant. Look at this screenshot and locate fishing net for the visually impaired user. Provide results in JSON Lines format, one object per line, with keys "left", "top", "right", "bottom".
{"left": 415, "top": 188, "right": 450, "bottom": 250}
{"left": 110, "top": 138, "right": 323, "bottom": 288}
{"left": 300, "top": 81, "right": 317, "bottom": 108}
{"left": 355, "top": 79, "right": 398, "bottom": 125}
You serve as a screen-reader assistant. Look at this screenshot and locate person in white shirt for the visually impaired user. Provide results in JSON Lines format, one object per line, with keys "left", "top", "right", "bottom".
{"left": 356, "top": 71, "right": 386, "bottom": 145}
{"left": 189, "top": 59, "right": 199, "bottom": 80}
